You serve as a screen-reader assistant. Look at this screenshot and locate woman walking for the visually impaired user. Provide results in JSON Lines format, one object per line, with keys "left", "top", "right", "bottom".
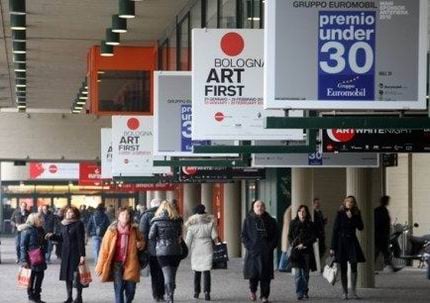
{"left": 46, "top": 206, "right": 86, "bottom": 303}
{"left": 95, "top": 207, "right": 145, "bottom": 303}
{"left": 241, "top": 200, "right": 278, "bottom": 303}
{"left": 149, "top": 201, "right": 183, "bottom": 303}
{"left": 19, "top": 213, "right": 48, "bottom": 303}
{"left": 185, "top": 204, "right": 218, "bottom": 301}
{"left": 288, "top": 205, "right": 317, "bottom": 300}
{"left": 330, "top": 195, "right": 365, "bottom": 300}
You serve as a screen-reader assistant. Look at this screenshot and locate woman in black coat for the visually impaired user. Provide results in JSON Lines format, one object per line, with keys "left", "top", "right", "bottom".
{"left": 19, "top": 213, "right": 48, "bottom": 303}
{"left": 330, "top": 195, "right": 365, "bottom": 300}
{"left": 47, "top": 206, "right": 86, "bottom": 303}
{"left": 288, "top": 205, "right": 317, "bottom": 301}
{"left": 241, "top": 200, "right": 278, "bottom": 303}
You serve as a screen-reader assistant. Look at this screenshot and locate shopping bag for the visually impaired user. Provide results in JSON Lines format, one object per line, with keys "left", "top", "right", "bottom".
{"left": 17, "top": 267, "right": 32, "bottom": 288}
{"left": 322, "top": 256, "right": 338, "bottom": 285}
{"left": 212, "top": 241, "right": 228, "bottom": 269}
{"left": 78, "top": 263, "right": 92, "bottom": 286}
{"left": 278, "top": 251, "right": 290, "bottom": 272}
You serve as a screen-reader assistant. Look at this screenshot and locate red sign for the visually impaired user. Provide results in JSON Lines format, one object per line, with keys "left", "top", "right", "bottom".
{"left": 29, "top": 162, "right": 79, "bottom": 180}
{"left": 107, "top": 183, "right": 176, "bottom": 192}
{"left": 79, "top": 162, "right": 102, "bottom": 186}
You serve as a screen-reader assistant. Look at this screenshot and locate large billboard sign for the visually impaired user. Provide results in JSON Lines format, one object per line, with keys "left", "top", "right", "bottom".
{"left": 192, "top": 28, "right": 304, "bottom": 140}
{"left": 153, "top": 71, "right": 237, "bottom": 157}
{"left": 101, "top": 128, "right": 112, "bottom": 179}
{"left": 323, "top": 128, "right": 430, "bottom": 153}
{"left": 264, "top": 0, "right": 428, "bottom": 110}
{"left": 29, "top": 162, "right": 79, "bottom": 180}
{"left": 112, "top": 116, "right": 170, "bottom": 177}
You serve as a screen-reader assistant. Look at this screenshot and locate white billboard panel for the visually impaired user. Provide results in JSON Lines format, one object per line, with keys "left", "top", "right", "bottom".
{"left": 192, "top": 28, "right": 304, "bottom": 140}
{"left": 264, "top": 0, "right": 428, "bottom": 110}
{"left": 154, "top": 71, "right": 238, "bottom": 157}
{"left": 101, "top": 128, "right": 112, "bottom": 179}
{"left": 112, "top": 116, "right": 170, "bottom": 177}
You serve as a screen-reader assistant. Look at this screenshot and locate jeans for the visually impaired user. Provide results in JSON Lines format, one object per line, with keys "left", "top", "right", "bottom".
{"left": 149, "top": 256, "right": 165, "bottom": 299}
{"left": 113, "top": 262, "right": 136, "bottom": 303}
{"left": 194, "top": 271, "right": 211, "bottom": 294}
{"left": 92, "top": 236, "right": 102, "bottom": 264}
{"left": 15, "top": 232, "right": 22, "bottom": 260}
{"left": 249, "top": 278, "right": 271, "bottom": 299}
{"left": 45, "top": 240, "right": 53, "bottom": 262}
{"left": 28, "top": 270, "right": 44, "bottom": 299}
{"left": 294, "top": 268, "right": 310, "bottom": 297}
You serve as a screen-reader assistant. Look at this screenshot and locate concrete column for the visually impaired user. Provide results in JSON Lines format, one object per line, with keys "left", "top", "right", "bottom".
{"left": 154, "top": 191, "right": 166, "bottom": 201}
{"left": 346, "top": 168, "right": 375, "bottom": 288}
{"left": 183, "top": 183, "right": 201, "bottom": 219}
{"left": 166, "top": 190, "right": 177, "bottom": 202}
{"left": 291, "top": 168, "right": 314, "bottom": 215}
{"left": 201, "top": 183, "right": 213, "bottom": 214}
{"left": 224, "top": 182, "right": 241, "bottom": 257}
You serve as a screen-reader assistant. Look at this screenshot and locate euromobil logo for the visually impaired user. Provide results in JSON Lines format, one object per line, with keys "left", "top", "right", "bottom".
{"left": 127, "top": 118, "right": 140, "bottom": 130}
{"left": 326, "top": 129, "right": 356, "bottom": 142}
{"left": 49, "top": 164, "right": 58, "bottom": 174}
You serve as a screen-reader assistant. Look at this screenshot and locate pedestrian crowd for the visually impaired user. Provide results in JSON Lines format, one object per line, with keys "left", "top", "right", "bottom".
{"left": 10, "top": 194, "right": 399, "bottom": 303}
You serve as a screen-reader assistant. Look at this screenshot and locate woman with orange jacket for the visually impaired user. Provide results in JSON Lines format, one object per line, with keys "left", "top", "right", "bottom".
{"left": 95, "top": 207, "right": 145, "bottom": 303}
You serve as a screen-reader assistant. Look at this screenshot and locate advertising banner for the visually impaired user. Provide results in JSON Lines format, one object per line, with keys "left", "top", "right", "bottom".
{"left": 322, "top": 128, "right": 430, "bottom": 153}
{"left": 79, "top": 162, "right": 102, "bottom": 186}
{"left": 192, "top": 28, "right": 304, "bottom": 140}
{"left": 179, "top": 167, "right": 265, "bottom": 182}
{"left": 252, "top": 150, "right": 379, "bottom": 167}
{"left": 107, "top": 183, "right": 176, "bottom": 192}
{"left": 29, "top": 162, "right": 79, "bottom": 180}
{"left": 154, "top": 71, "right": 237, "bottom": 156}
{"left": 101, "top": 128, "right": 113, "bottom": 179}
{"left": 264, "top": 0, "right": 428, "bottom": 110}
{"left": 112, "top": 116, "right": 170, "bottom": 177}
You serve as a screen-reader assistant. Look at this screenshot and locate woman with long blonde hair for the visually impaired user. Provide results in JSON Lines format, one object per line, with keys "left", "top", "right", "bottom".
{"left": 149, "top": 201, "right": 183, "bottom": 303}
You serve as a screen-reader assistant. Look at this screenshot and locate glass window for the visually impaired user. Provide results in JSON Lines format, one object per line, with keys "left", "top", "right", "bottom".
{"left": 159, "top": 40, "right": 169, "bottom": 70}
{"left": 191, "top": 0, "right": 202, "bottom": 29}
{"left": 98, "top": 71, "right": 151, "bottom": 112}
{"left": 168, "top": 29, "right": 177, "bottom": 70}
{"left": 206, "top": 0, "right": 218, "bottom": 28}
{"left": 178, "top": 14, "right": 190, "bottom": 71}
{"left": 220, "top": 0, "right": 237, "bottom": 28}
{"left": 241, "top": 0, "right": 263, "bottom": 29}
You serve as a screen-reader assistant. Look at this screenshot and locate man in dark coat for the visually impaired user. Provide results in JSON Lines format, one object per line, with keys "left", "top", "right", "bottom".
{"left": 374, "top": 195, "right": 399, "bottom": 271}
{"left": 41, "top": 205, "right": 56, "bottom": 263}
{"left": 241, "top": 200, "right": 278, "bottom": 303}
{"left": 139, "top": 198, "right": 164, "bottom": 302}
{"left": 313, "top": 198, "right": 327, "bottom": 258}
{"left": 10, "top": 202, "right": 30, "bottom": 263}
{"left": 86, "top": 204, "right": 110, "bottom": 264}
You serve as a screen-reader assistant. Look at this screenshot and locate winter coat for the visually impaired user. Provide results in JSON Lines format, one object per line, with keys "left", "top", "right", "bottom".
{"left": 374, "top": 205, "right": 390, "bottom": 248}
{"left": 42, "top": 211, "right": 56, "bottom": 233}
{"left": 19, "top": 224, "right": 48, "bottom": 272}
{"left": 281, "top": 206, "right": 292, "bottom": 252}
{"left": 241, "top": 212, "right": 278, "bottom": 280}
{"left": 10, "top": 209, "right": 30, "bottom": 233}
{"left": 87, "top": 210, "right": 110, "bottom": 237}
{"left": 149, "top": 212, "right": 183, "bottom": 257}
{"left": 331, "top": 209, "right": 366, "bottom": 263}
{"left": 288, "top": 218, "right": 317, "bottom": 271}
{"left": 95, "top": 222, "right": 145, "bottom": 283}
{"left": 139, "top": 207, "right": 158, "bottom": 256}
{"left": 51, "top": 220, "right": 86, "bottom": 281}
{"left": 185, "top": 214, "right": 218, "bottom": 272}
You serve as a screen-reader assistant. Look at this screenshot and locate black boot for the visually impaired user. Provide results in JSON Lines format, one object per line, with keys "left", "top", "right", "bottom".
{"left": 64, "top": 281, "right": 73, "bottom": 303}
{"left": 27, "top": 288, "right": 36, "bottom": 302}
{"left": 204, "top": 292, "right": 211, "bottom": 301}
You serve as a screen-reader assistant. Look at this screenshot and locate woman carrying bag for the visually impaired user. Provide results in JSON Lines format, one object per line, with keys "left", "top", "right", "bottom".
{"left": 185, "top": 204, "right": 218, "bottom": 301}
{"left": 19, "top": 213, "right": 48, "bottom": 303}
{"left": 45, "top": 206, "right": 86, "bottom": 303}
{"left": 149, "top": 201, "right": 183, "bottom": 303}
{"left": 95, "top": 207, "right": 145, "bottom": 303}
{"left": 330, "top": 195, "right": 366, "bottom": 300}
{"left": 288, "top": 205, "right": 317, "bottom": 301}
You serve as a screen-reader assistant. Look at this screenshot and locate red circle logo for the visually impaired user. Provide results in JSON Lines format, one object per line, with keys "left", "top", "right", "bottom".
{"left": 182, "top": 167, "right": 198, "bottom": 176}
{"left": 124, "top": 159, "right": 129, "bottom": 164}
{"left": 326, "top": 144, "right": 334, "bottom": 152}
{"left": 220, "top": 32, "right": 244, "bottom": 57}
{"left": 127, "top": 118, "right": 140, "bottom": 130}
{"left": 49, "top": 165, "right": 58, "bottom": 174}
{"left": 327, "top": 129, "right": 356, "bottom": 142}
{"left": 214, "top": 112, "right": 224, "bottom": 122}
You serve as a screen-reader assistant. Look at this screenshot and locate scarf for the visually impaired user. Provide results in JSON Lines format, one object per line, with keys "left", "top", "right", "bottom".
{"left": 116, "top": 223, "right": 130, "bottom": 263}
{"left": 61, "top": 218, "right": 78, "bottom": 226}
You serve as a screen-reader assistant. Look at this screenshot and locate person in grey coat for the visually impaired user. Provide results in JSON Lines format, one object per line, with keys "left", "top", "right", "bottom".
{"left": 185, "top": 204, "right": 218, "bottom": 301}
{"left": 139, "top": 198, "right": 164, "bottom": 302}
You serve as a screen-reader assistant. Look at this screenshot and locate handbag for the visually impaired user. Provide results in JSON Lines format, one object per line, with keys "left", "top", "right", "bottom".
{"left": 28, "top": 247, "right": 44, "bottom": 266}
{"left": 78, "top": 263, "right": 92, "bottom": 286}
{"left": 288, "top": 247, "right": 302, "bottom": 264}
{"left": 138, "top": 249, "right": 149, "bottom": 269}
{"left": 17, "top": 267, "right": 32, "bottom": 288}
{"left": 180, "top": 239, "right": 188, "bottom": 260}
{"left": 322, "top": 256, "right": 338, "bottom": 285}
{"left": 212, "top": 241, "right": 228, "bottom": 269}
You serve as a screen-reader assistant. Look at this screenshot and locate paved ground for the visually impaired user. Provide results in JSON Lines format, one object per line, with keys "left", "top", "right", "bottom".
{"left": 0, "top": 236, "right": 429, "bottom": 303}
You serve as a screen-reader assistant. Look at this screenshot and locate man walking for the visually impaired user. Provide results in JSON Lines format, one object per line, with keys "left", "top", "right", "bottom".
{"left": 42, "top": 205, "right": 56, "bottom": 263}
{"left": 313, "top": 198, "right": 327, "bottom": 259}
{"left": 87, "top": 204, "right": 110, "bottom": 264}
{"left": 10, "top": 202, "right": 30, "bottom": 263}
